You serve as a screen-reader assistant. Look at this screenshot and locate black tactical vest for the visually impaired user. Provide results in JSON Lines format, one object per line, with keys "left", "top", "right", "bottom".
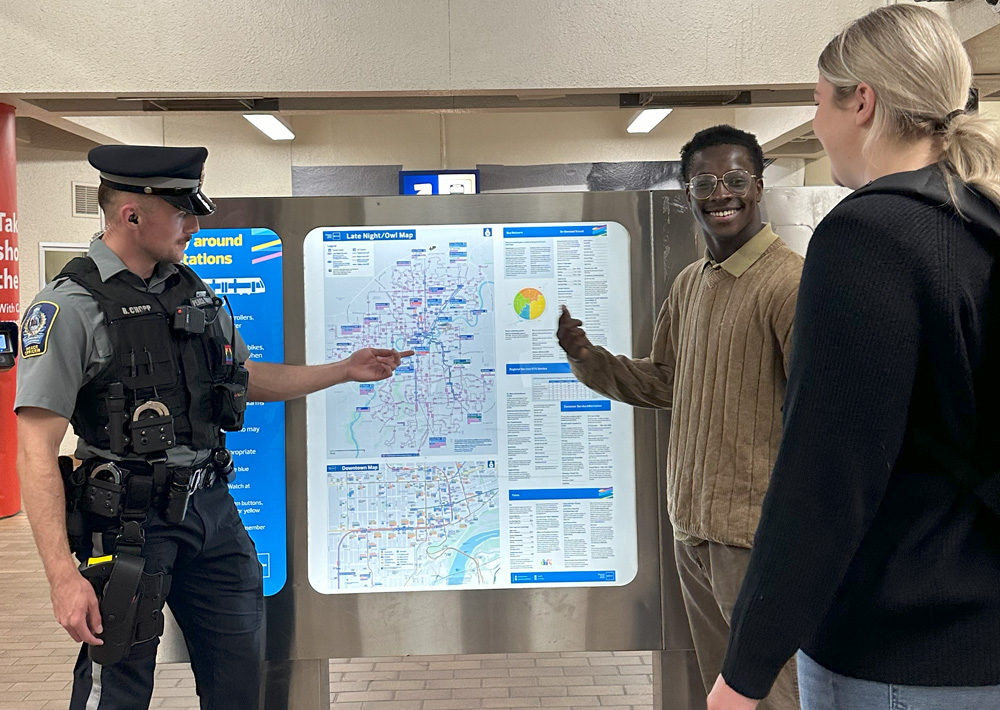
{"left": 59, "top": 257, "right": 240, "bottom": 454}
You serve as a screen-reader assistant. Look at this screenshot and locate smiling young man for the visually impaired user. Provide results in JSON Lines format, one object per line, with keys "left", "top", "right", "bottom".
{"left": 557, "top": 125, "right": 803, "bottom": 710}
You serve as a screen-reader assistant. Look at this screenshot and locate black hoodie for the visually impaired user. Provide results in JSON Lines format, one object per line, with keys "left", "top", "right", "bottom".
{"left": 721, "top": 164, "right": 1000, "bottom": 698}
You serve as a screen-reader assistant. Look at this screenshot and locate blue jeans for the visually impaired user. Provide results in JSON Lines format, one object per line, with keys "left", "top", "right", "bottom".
{"left": 798, "top": 651, "right": 1000, "bottom": 710}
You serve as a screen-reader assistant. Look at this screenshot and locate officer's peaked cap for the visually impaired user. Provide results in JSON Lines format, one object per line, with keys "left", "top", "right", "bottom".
{"left": 88, "top": 145, "right": 216, "bottom": 216}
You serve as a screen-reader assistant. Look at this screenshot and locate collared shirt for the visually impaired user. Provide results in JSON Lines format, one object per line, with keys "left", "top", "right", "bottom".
{"left": 704, "top": 223, "right": 779, "bottom": 278}
{"left": 89, "top": 233, "right": 180, "bottom": 288}
{"left": 15, "top": 237, "right": 248, "bottom": 466}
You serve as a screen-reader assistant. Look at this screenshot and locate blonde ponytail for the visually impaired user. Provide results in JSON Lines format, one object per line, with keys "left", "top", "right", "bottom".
{"left": 941, "top": 112, "right": 1000, "bottom": 208}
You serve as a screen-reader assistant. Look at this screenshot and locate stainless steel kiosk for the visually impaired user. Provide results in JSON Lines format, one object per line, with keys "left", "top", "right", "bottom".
{"left": 156, "top": 186, "right": 848, "bottom": 710}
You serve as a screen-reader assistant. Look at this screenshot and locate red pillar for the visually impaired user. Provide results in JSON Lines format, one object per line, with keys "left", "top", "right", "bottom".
{"left": 0, "top": 103, "right": 21, "bottom": 518}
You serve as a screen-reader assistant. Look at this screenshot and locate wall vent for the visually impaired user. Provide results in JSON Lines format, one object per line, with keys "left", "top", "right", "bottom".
{"left": 73, "top": 182, "right": 100, "bottom": 217}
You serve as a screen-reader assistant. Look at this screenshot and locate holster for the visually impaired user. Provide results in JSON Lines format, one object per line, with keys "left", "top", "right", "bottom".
{"left": 80, "top": 554, "right": 170, "bottom": 665}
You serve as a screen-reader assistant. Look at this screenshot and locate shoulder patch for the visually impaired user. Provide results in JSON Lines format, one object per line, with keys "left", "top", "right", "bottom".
{"left": 21, "top": 301, "right": 60, "bottom": 358}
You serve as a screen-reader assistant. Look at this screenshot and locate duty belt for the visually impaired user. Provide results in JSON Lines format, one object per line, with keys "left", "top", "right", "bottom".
{"left": 88, "top": 457, "right": 222, "bottom": 500}
{"left": 80, "top": 449, "right": 234, "bottom": 534}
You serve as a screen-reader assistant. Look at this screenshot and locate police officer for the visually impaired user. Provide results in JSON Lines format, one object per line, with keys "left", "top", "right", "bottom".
{"left": 15, "top": 145, "right": 412, "bottom": 710}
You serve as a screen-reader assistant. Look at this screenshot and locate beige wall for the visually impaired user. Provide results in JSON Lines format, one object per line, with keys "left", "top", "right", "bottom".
{"left": 15, "top": 145, "right": 101, "bottom": 316}
{"left": 733, "top": 106, "right": 816, "bottom": 150}
{"left": 804, "top": 156, "right": 835, "bottom": 186}
{"left": 65, "top": 116, "right": 166, "bottom": 148}
{"left": 292, "top": 114, "right": 444, "bottom": 169}
{"left": 981, "top": 101, "right": 1000, "bottom": 121}
{"left": 1, "top": 1, "right": 886, "bottom": 96}
{"left": 290, "top": 108, "right": 739, "bottom": 169}
{"left": 444, "top": 109, "right": 738, "bottom": 167}
{"left": 164, "top": 115, "right": 294, "bottom": 197}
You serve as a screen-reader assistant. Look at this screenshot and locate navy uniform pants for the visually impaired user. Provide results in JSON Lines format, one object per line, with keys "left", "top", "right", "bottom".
{"left": 69, "top": 481, "right": 264, "bottom": 710}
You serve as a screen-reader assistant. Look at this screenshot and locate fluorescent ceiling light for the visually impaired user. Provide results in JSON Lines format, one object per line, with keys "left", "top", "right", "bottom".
{"left": 626, "top": 108, "right": 673, "bottom": 134}
{"left": 244, "top": 114, "right": 295, "bottom": 140}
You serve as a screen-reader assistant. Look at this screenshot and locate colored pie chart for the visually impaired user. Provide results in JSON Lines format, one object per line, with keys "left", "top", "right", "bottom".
{"left": 514, "top": 288, "right": 546, "bottom": 320}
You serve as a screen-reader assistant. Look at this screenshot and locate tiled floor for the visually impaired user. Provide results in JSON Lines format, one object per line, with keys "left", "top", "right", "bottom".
{"left": 1, "top": 512, "right": 654, "bottom": 709}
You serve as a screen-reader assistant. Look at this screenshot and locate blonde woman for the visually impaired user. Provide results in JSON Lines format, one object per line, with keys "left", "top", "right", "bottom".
{"left": 707, "top": 5, "right": 1000, "bottom": 710}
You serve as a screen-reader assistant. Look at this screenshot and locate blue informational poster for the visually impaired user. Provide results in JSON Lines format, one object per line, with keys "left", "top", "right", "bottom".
{"left": 184, "top": 228, "right": 286, "bottom": 596}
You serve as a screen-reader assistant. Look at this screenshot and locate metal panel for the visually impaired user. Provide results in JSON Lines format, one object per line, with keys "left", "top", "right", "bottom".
{"left": 648, "top": 192, "right": 704, "bottom": 655}
{"left": 157, "top": 186, "right": 827, "bottom": 680}
{"left": 152, "top": 188, "right": 847, "bottom": 710}
{"left": 193, "top": 191, "right": 669, "bottom": 660}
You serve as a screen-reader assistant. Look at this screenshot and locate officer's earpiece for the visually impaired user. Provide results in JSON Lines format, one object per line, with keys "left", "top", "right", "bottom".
{"left": 128, "top": 214, "right": 139, "bottom": 225}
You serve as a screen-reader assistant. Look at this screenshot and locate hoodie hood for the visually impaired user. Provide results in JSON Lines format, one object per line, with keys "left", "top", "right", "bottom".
{"left": 846, "top": 164, "right": 1000, "bottom": 249}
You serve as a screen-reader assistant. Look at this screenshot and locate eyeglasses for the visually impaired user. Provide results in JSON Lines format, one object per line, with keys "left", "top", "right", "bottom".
{"left": 687, "top": 169, "right": 760, "bottom": 200}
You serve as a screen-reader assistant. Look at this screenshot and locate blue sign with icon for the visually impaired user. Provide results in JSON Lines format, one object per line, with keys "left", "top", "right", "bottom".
{"left": 399, "top": 170, "right": 480, "bottom": 195}
{"left": 185, "top": 228, "right": 286, "bottom": 596}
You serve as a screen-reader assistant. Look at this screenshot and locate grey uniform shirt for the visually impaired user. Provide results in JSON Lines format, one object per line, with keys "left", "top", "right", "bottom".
{"left": 15, "top": 237, "right": 250, "bottom": 467}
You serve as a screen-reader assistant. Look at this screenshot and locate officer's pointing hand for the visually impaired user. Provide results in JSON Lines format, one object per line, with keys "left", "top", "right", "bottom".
{"left": 557, "top": 306, "right": 593, "bottom": 361}
{"left": 347, "top": 347, "right": 414, "bottom": 382}
{"left": 52, "top": 569, "right": 103, "bottom": 646}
